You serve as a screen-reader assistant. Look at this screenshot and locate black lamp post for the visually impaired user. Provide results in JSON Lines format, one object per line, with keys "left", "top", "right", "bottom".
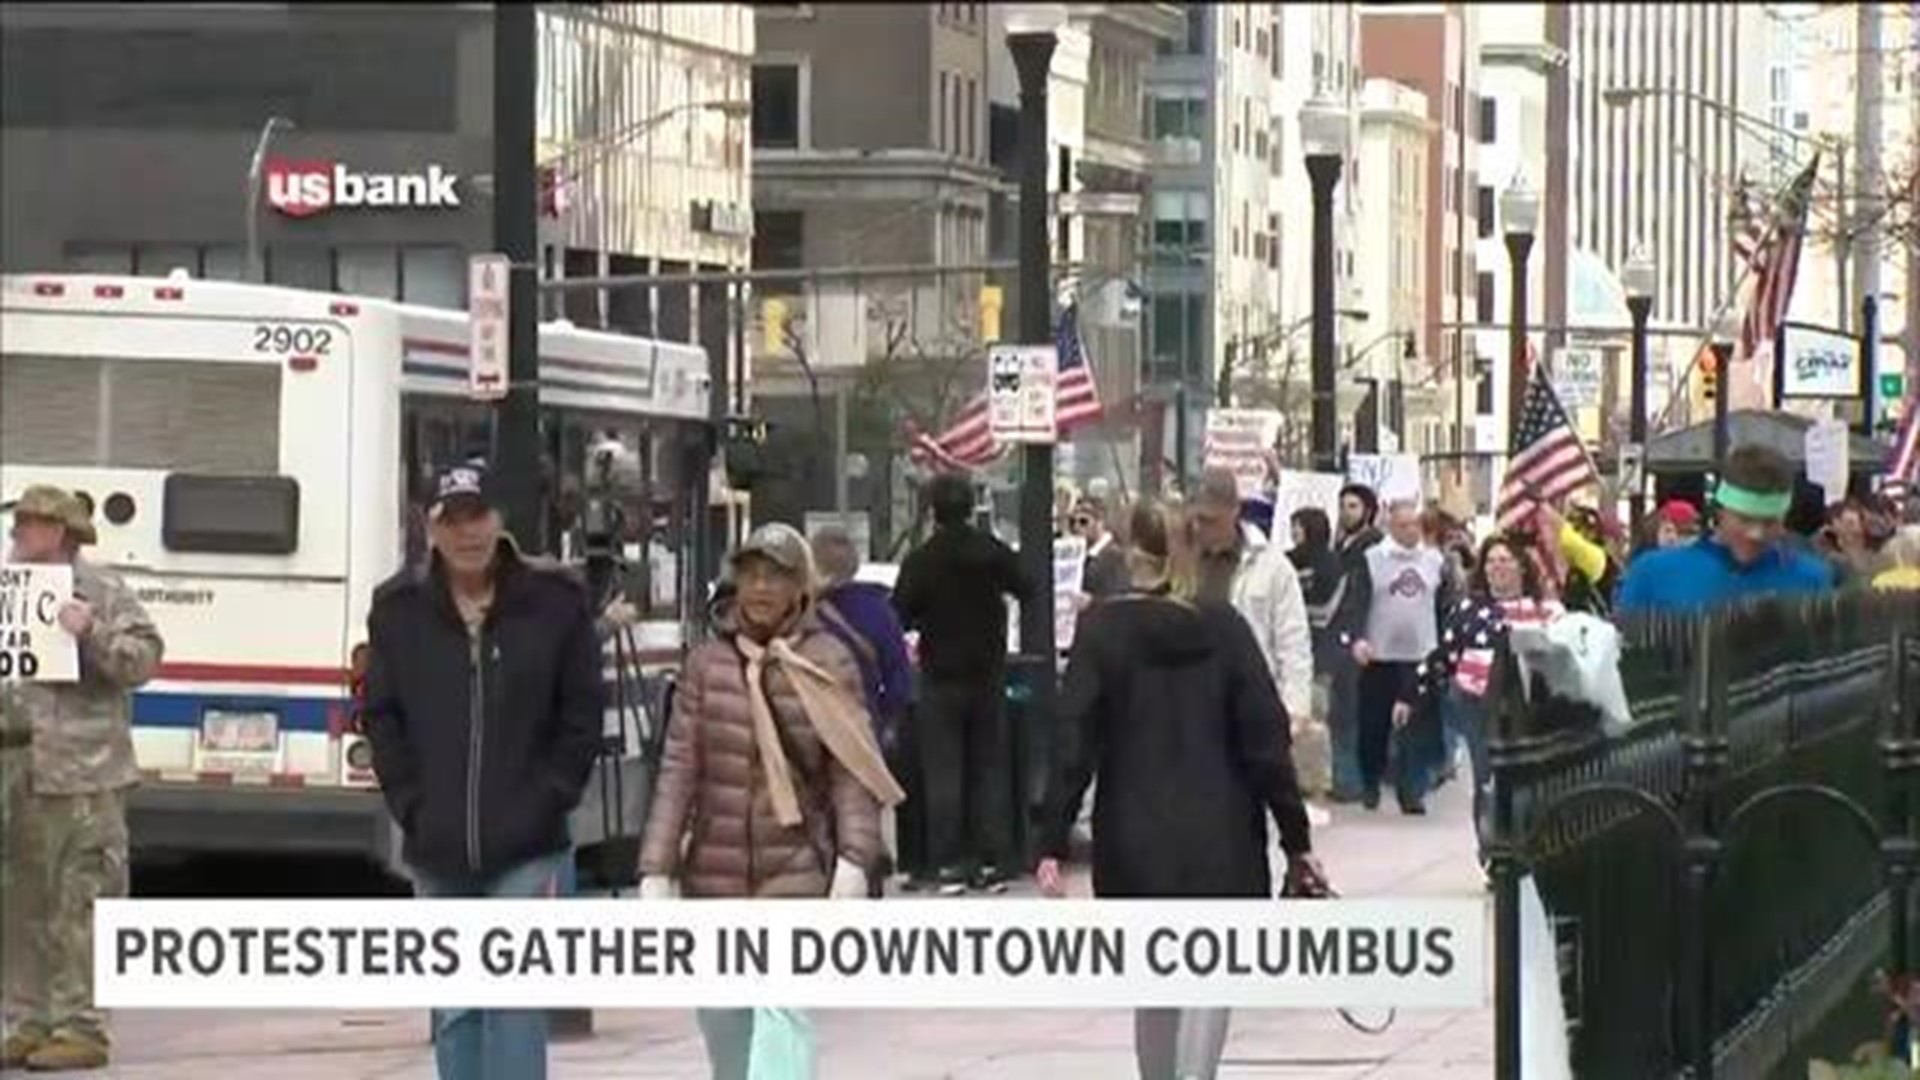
{"left": 1006, "top": 3, "right": 1063, "bottom": 865}
{"left": 1300, "top": 93, "right": 1348, "bottom": 473}
{"left": 1622, "top": 245, "right": 1656, "bottom": 539}
{"left": 1500, "top": 173, "right": 1541, "bottom": 447}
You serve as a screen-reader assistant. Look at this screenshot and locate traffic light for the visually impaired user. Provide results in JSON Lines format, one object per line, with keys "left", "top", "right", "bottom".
{"left": 979, "top": 285, "right": 1004, "bottom": 343}
{"left": 762, "top": 297, "right": 789, "bottom": 354}
{"left": 1698, "top": 348, "right": 1718, "bottom": 402}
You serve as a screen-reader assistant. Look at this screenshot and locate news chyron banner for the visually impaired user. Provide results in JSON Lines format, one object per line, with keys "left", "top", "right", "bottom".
{"left": 97, "top": 899, "right": 1485, "bottom": 1010}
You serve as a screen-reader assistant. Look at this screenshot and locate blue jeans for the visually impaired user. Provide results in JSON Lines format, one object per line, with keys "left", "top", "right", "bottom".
{"left": 1442, "top": 692, "right": 1492, "bottom": 856}
{"left": 411, "top": 851, "right": 568, "bottom": 1080}
{"left": 1316, "top": 636, "right": 1364, "bottom": 799}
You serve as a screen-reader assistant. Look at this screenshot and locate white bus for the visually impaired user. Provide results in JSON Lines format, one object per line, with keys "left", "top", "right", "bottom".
{"left": 0, "top": 271, "right": 709, "bottom": 875}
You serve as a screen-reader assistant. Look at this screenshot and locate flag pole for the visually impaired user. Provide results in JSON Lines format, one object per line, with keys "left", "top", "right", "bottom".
{"left": 1652, "top": 154, "right": 1822, "bottom": 432}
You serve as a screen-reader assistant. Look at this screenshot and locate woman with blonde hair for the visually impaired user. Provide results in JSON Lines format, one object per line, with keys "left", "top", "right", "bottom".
{"left": 1037, "top": 499, "right": 1327, "bottom": 1080}
{"left": 1873, "top": 526, "right": 1920, "bottom": 591}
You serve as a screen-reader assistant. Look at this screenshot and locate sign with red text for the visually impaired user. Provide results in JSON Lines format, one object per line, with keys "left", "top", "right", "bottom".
{"left": 468, "top": 254, "right": 510, "bottom": 401}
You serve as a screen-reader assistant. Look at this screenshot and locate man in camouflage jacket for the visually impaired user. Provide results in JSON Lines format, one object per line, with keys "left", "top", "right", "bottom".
{"left": 1, "top": 485, "right": 163, "bottom": 1072}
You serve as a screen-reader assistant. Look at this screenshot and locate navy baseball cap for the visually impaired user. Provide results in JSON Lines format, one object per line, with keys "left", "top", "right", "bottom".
{"left": 429, "top": 461, "right": 496, "bottom": 520}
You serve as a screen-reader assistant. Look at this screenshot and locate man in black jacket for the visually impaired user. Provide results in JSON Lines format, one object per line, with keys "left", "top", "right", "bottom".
{"left": 361, "top": 463, "right": 603, "bottom": 1080}
{"left": 894, "top": 473, "right": 1034, "bottom": 893}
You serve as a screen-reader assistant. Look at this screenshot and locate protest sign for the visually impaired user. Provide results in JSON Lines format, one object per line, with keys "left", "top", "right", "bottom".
{"left": 1803, "top": 419, "right": 1849, "bottom": 504}
{"left": 1272, "top": 473, "right": 1347, "bottom": 551}
{"left": 1346, "top": 454, "right": 1423, "bottom": 505}
{"left": 1053, "top": 536, "right": 1087, "bottom": 652}
{"left": 0, "top": 563, "right": 78, "bottom": 682}
{"left": 1202, "top": 409, "right": 1283, "bottom": 498}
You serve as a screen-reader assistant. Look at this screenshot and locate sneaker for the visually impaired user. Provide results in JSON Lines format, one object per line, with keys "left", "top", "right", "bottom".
{"left": 1361, "top": 787, "right": 1381, "bottom": 811}
{"left": 968, "top": 865, "right": 1011, "bottom": 894}
{"left": 1398, "top": 797, "right": 1428, "bottom": 816}
{"left": 3, "top": 1032, "right": 47, "bottom": 1070}
{"left": 935, "top": 867, "right": 970, "bottom": 897}
{"left": 25, "top": 1033, "right": 108, "bottom": 1072}
{"left": 1306, "top": 803, "right": 1333, "bottom": 827}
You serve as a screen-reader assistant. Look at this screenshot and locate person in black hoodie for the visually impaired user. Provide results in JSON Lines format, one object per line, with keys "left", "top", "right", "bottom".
{"left": 1037, "top": 499, "right": 1327, "bottom": 1080}
{"left": 360, "top": 462, "right": 604, "bottom": 1080}
{"left": 1322, "top": 485, "right": 1382, "bottom": 801}
{"left": 894, "top": 472, "right": 1035, "bottom": 893}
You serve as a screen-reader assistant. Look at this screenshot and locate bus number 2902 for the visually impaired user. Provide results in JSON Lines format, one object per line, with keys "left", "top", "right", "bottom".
{"left": 253, "top": 324, "right": 333, "bottom": 355}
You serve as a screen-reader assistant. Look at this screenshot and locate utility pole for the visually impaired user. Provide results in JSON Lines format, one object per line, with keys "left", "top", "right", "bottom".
{"left": 1855, "top": 3, "right": 1883, "bottom": 347}
{"left": 493, "top": 3, "right": 542, "bottom": 554}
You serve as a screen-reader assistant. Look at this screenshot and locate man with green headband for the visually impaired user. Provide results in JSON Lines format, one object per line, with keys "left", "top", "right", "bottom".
{"left": 1616, "top": 444, "right": 1833, "bottom": 614}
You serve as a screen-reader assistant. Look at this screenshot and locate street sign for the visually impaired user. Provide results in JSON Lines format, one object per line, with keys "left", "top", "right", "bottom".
{"left": 987, "top": 344, "right": 1057, "bottom": 445}
{"left": 468, "top": 253, "right": 510, "bottom": 401}
{"left": 1618, "top": 443, "right": 1645, "bottom": 495}
{"left": 1551, "top": 347, "right": 1602, "bottom": 409}
{"left": 1882, "top": 373, "right": 1906, "bottom": 401}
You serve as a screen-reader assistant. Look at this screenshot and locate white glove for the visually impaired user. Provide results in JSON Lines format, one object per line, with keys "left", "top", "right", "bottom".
{"left": 828, "top": 857, "right": 868, "bottom": 899}
{"left": 637, "top": 876, "right": 677, "bottom": 900}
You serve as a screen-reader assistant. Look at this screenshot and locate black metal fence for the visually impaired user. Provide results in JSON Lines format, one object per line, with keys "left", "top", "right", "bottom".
{"left": 1486, "top": 590, "right": 1919, "bottom": 1078}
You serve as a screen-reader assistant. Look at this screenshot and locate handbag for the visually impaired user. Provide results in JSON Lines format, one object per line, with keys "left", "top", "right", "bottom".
{"left": 747, "top": 1007, "right": 816, "bottom": 1080}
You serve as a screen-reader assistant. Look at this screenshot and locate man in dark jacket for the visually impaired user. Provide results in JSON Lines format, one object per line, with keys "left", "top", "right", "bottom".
{"left": 893, "top": 473, "right": 1034, "bottom": 893}
{"left": 360, "top": 463, "right": 603, "bottom": 1080}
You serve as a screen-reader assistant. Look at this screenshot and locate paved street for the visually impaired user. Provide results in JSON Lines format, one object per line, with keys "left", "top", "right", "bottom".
{"left": 92, "top": 779, "right": 1490, "bottom": 1079}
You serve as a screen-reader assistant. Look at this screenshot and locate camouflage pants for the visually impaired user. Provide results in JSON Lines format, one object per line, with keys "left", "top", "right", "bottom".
{"left": 0, "top": 746, "right": 129, "bottom": 1047}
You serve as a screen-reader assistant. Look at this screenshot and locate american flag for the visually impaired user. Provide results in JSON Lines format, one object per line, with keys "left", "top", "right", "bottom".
{"left": 1886, "top": 401, "right": 1920, "bottom": 496}
{"left": 1497, "top": 361, "right": 1598, "bottom": 588}
{"left": 907, "top": 304, "right": 1103, "bottom": 470}
{"left": 1736, "top": 155, "right": 1821, "bottom": 368}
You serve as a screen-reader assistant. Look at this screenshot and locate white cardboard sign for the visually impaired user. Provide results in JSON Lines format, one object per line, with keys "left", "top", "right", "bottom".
{"left": 1804, "top": 418, "right": 1850, "bottom": 504}
{"left": 0, "top": 563, "right": 79, "bottom": 682}
{"left": 1347, "top": 454, "right": 1423, "bottom": 506}
{"left": 1202, "top": 409, "right": 1284, "bottom": 498}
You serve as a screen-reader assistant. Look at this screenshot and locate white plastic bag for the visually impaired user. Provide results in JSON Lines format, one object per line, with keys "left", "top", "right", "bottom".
{"left": 1509, "top": 613, "right": 1634, "bottom": 732}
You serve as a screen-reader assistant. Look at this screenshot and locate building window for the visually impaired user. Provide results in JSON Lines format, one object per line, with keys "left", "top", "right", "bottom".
{"left": 1476, "top": 270, "right": 1495, "bottom": 324}
{"left": 951, "top": 69, "right": 964, "bottom": 159}
{"left": 1255, "top": 27, "right": 1269, "bottom": 60}
{"left": 1183, "top": 6, "right": 1206, "bottom": 54}
{"left": 1255, "top": 126, "right": 1269, "bottom": 163}
{"left": 753, "top": 211, "right": 804, "bottom": 270}
{"left": 400, "top": 246, "right": 465, "bottom": 309}
{"left": 751, "top": 62, "right": 802, "bottom": 149}
{"left": 202, "top": 246, "right": 244, "bottom": 282}
{"left": 1232, "top": 14, "right": 1242, "bottom": 49}
{"left": 66, "top": 244, "right": 133, "bottom": 274}
{"left": 1476, "top": 185, "right": 1494, "bottom": 239}
{"left": 1475, "top": 356, "right": 1495, "bottom": 414}
{"left": 1478, "top": 96, "right": 1497, "bottom": 144}
{"left": 965, "top": 77, "right": 977, "bottom": 160}
{"left": 1152, "top": 190, "right": 1207, "bottom": 263}
{"left": 938, "top": 72, "right": 950, "bottom": 153}
{"left": 267, "top": 245, "right": 332, "bottom": 291}
{"left": 1253, "top": 232, "right": 1267, "bottom": 264}
{"left": 337, "top": 245, "right": 399, "bottom": 299}
{"left": 1268, "top": 213, "right": 1281, "bottom": 269}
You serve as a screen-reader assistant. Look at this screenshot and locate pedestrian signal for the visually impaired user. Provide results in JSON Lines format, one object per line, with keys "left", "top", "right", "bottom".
{"left": 979, "top": 285, "right": 1004, "bottom": 344}
{"left": 762, "top": 298, "right": 789, "bottom": 354}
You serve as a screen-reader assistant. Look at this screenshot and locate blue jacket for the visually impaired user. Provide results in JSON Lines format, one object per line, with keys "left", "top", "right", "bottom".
{"left": 1615, "top": 535, "right": 1834, "bottom": 616}
{"left": 818, "top": 581, "right": 914, "bottom": 744}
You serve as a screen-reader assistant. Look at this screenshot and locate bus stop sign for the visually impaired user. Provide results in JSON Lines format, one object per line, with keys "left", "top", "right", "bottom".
{"left": 468, "top": 253, "right": 510, "bottom": 401}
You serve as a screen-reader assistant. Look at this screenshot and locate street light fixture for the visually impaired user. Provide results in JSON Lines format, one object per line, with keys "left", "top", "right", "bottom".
{"left": 245, "top": 115, "right": 297, "bottom": 283}
{"left": 1605, "top": 83, "right": 1855, "bottom": 323}
{"left": 1301, "top": 92, "right": 1348, "bottom": 472}
{"left": 1622, "top": 244, "right": 1656, "bottom": 538}
{"left": 1500, "top": 171, "right": 1540, "bottom": 446}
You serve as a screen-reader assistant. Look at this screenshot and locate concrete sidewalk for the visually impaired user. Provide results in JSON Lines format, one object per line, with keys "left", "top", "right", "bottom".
{"left": 99, "top": 781, "right": 1491, "bottom": 1079}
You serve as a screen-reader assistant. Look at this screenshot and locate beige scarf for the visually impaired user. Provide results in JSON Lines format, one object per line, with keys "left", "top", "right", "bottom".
{"left": 734, "top": 632, "right": 906, "bottom": 827}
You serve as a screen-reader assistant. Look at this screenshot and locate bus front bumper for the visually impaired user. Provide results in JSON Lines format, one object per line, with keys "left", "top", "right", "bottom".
{"left": 128, "top": 782, "right": 401, "bottom": 870}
